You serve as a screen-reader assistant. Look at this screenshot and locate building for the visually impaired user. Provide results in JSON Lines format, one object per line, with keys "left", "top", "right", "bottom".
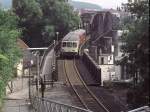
{"left": 16, "top": 39, "right": 29, "bottom": 77}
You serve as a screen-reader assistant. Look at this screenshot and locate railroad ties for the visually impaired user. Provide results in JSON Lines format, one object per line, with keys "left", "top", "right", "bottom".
{"left": 63, "top": 59, "right": 110, "bottom": 112}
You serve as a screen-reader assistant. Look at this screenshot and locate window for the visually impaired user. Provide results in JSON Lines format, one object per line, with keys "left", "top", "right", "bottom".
{"left": 67, "top": 42, "right": 72, "bottom": 47}
{"left": 62, "top": 42, "right": 66, "bottom": 47}
{"left": 73, "top": 42, "right": 77, "bottom": 47}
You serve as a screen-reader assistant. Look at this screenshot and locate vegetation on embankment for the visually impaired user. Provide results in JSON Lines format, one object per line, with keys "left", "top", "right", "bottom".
{"left": 119, "top": 0, "right": 149, "bottom": 108}
{"left": 0, "top": 8, "right": 21, "bottom": 108}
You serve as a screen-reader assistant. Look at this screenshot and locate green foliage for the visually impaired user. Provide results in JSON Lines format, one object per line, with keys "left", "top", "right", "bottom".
{"left": 42, "top": 25, "right": 55, "bottom": 43}
{"left": 13, "top": 0, "right": 80, "bottom": 47}
{"left": 0, "top": 9, "right": 21, "bottom": 105}
{"left": 13, "top": 0, "right": 43, "bottom": 23}
{"left": 120, "top": 0, "right": 149, "bottom": 108}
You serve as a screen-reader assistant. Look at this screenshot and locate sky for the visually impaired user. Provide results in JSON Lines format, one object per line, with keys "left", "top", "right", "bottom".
{"left": 73, "top": 0, "right": 128, "bottom": 9}
{"left": 0, "top": 0, "right": 12, "bottom": 8}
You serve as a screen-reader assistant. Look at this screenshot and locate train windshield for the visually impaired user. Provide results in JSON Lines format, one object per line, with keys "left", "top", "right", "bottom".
{"left": 73, "top": 42, "right": 77, "bottom": 47}
{"left": 67, "top": 42, "right": 72, "bottom": 47}
{"left": 62, "top": 42, "right": 66, "bottom": 47}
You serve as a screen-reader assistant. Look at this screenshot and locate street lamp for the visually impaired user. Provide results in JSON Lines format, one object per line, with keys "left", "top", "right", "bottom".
{"left": 36, "top": 51, "right": 40, "bottom": 96}
{"left": 32, "top": 51, "right": 40, "bottom": 96}
{"left": 56, "top": 32, "right": 59, "bottom": 43}
{"left": 29, "top": 59, "right": 33, "bottom": 100}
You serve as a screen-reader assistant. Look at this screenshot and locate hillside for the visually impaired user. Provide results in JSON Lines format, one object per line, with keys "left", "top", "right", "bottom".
{"left": 69, "top": 0, "right": 102, "bottom": 11}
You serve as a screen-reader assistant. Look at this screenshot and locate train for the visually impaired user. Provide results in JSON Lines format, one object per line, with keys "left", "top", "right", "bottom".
{"left": 60, "top": 29, "right": 86, "bottom": 57}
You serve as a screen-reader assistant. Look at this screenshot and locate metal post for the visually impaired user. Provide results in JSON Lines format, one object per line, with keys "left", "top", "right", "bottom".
{"left": 56, "top": 32, "right": 59, "bottom": 44}
{"left": 29, "top": 63, "right": 31, "bottom": 99}
{"left": 37, "top": 52, "right": 40, "bottom": 96}
{"left": 10, "top": 81, "right": 13, "bottom": 93}
{"left": 29, "top": 59, "right": 34, "bottom": 99}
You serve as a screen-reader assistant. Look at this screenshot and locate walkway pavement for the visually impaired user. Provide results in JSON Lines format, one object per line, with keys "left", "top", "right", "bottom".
{"left": 2, "top": 78, "right": 33, "bottom": 112}
{"left": 44, "top": 83, "right": 76, "bottom": 106}
{"left": 39, "top": 52, "right": 75, "bottom": 106}
{"left": 2, "top": 99, "right": 33, "bottom": 112}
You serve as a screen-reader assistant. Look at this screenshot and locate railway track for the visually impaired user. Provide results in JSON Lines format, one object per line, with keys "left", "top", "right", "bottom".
{"left": 63, "top": 58, "right": 111, "bottom": 112}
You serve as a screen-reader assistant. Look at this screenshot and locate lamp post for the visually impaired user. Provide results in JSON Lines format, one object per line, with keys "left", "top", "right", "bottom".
{"left": 29, "top": 59, "right": 33, "bottom": 100}
{"left": 36, "top": 51, "right": 40, "bottom": 96}
{"left": 33, "top": 51, "right": 40, "bottom": 96}
{"left": 56, "top": 32, "right": 59, "bottom": 44}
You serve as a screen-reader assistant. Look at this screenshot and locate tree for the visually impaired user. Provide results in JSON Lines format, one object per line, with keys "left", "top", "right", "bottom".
{"left": 13, "top": 0, "right": 80, "bottom": 47}
{"left": 120, "top": 0, "right": 149, "bottom": 108}
{"left": 13, "top": 0, "right": 43, "bottom": 47}
{"left": 0, "top": 9, "right": 21, "bottom": 106}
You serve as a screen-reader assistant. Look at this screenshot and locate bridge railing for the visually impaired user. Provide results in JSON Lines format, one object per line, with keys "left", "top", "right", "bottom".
{"left": 82, "top": 50, "right": 101, "bottom": 85}
{"left": 31, "top": 97, "right": 92, "bottom": 112}
{"left": 40, "top": 41, "right": 55, "bottom": 72}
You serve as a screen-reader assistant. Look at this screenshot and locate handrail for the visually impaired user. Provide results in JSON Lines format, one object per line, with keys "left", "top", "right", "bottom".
{"left": 31, "top": 97, "right": 93, "bottom": 112}
{"left": 40, "top": 42, "right": 55, "bottom": 70}
{"left": 128, "top": 106, "right": 150, "bottom": 112}
{"left": 40, "top": 40, "right": 61, "bottom": 73}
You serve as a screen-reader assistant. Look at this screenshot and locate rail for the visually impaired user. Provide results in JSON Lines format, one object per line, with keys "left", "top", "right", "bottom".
{"left": 31, "top": 97, "right": 93, "bottom": 112}
{"left": 63, "top": 60, "right": 89, "bottom": 110}
{"left": 63, "top": 59, "right": 110, "bottom": 112}
{"left": 73, "top": 59, "right": 110, "bottom": 112}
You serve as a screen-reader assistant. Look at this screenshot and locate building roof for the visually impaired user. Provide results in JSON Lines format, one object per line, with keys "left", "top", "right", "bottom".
{"left": 17, "top": 38, "right": 29, "bottom": 49}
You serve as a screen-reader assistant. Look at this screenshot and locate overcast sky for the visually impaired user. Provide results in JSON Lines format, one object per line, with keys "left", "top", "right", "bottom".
{"left": 73, "top": 0, "right": 128, "bottom": 9}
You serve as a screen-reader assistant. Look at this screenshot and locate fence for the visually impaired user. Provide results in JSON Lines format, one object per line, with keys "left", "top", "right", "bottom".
{"left": 82, "top": 51, "right": 101, "bottom": 84}
{"left": 31, "top": 97, "right": 92, "bottom": 112}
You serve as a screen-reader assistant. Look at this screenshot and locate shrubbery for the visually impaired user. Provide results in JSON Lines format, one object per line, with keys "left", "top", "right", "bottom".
{"left": 0, "top": 9, "right": 21, "bottom": 107}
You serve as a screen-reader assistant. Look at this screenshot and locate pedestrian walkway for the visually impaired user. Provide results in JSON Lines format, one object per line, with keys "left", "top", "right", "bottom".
{"left": 2, "top": 77, "right": 32, "bottom": 112}
{"left": 2, "top": 99, "right": 33, "bottom": 112}
{"left": 44, "top": 83, "right": 76, "bottom": 106}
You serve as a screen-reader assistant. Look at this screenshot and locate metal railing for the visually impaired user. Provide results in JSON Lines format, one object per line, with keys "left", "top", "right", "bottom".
{"left": 82, "top": 51, "right": 101, "bottom": 84}
{"left": 40, "top": 41, "right": 55, "bottom": 71}
{"left": 31, "top": 97, "right": 92, "bottom": 112}
{"left": 128, "top": 106, "right": 150, "bottom": 112}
